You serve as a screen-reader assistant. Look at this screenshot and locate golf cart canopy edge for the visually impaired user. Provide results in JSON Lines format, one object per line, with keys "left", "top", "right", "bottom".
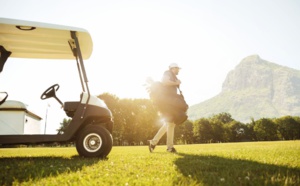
{"left": 0, "top": 18, "right": 93, "bottom": 60}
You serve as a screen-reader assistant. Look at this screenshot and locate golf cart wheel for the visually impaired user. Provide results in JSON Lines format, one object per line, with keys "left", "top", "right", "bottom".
{"left": 76, "top": 125, "right": 113, "bottom": 158}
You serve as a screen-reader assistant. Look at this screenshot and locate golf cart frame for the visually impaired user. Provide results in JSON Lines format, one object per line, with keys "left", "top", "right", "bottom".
{"left": 0, "top": 18, "right": 113, "bottom": 158}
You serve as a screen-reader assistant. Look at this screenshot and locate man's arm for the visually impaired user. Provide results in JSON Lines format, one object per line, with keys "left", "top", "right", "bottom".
{"left": 161, "top": 73, "right": 181, "bottom": 86}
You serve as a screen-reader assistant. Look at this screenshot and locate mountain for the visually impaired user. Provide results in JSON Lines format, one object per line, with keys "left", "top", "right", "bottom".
{"left": 188, "top": 55, "right": 300, "bottom": 123}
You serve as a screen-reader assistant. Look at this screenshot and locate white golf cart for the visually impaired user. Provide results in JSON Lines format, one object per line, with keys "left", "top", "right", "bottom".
{"left": 0, "top": 18, "right": 113, "bottom": 158}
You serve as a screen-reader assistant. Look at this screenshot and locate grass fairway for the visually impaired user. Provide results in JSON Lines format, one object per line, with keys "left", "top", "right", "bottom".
{"left": 0, "top": 141, "right": 299, "bottom": 186}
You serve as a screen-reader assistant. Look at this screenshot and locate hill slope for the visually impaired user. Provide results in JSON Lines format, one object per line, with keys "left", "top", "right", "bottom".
{"left": 188, "top": 55, "right": 300, "bottom": 122}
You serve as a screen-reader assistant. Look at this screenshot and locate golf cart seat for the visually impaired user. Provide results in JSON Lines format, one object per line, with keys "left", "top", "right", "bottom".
{"left": 64, "top": 101, "right": 79, "bottom": 117}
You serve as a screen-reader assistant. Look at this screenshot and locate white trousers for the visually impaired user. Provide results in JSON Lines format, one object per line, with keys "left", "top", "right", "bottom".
{"left": 151, "top": 121, "right": 176, "bottom": 149}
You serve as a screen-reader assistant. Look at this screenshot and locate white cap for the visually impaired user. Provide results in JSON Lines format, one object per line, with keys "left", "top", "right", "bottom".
{"left": 169, "top": 63, "right": 181, "bottom": 69}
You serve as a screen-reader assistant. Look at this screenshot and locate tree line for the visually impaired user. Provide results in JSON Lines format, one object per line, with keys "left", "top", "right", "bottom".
{"left": 59, "top": 93, "right": 300, "bottom": 145}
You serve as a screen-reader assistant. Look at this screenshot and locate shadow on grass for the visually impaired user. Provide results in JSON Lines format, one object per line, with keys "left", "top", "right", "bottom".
{"left": 174, "top": 153, "right": 300, "bottom": 186}
{"left": 0, "top": 156, "right": 106, "bottom": 185}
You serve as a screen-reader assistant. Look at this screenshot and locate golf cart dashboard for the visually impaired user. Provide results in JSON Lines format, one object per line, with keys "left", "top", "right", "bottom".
{"left": 64, "top": 101, "right": 79, "bottom": 117}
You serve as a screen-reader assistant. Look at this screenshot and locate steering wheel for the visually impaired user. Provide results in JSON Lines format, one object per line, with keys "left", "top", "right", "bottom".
{"left": 41, "top": 84, "right": 60, "bottom": 100}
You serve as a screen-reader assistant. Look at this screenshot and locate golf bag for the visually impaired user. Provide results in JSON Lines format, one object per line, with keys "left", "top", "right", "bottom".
{"left": 147, "top": 81, "right": 189, "bottom": 125}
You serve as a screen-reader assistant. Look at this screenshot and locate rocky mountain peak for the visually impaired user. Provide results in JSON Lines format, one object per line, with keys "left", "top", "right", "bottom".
{"left": 188, "top": 55, "right": 300, "bottom": 122}
{"left": 240, "top": 54, "right": 262, "bottom": 64}
{"left": 222, "top": 55, "right": 281, "bottom": 92}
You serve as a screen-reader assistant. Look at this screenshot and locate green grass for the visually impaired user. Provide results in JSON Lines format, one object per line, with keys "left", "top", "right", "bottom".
{"left": 0, "top": 141, "right": 300, "bottom": 186}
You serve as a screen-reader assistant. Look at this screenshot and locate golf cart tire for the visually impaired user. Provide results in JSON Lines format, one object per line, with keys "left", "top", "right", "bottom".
{"left": 76, "top": 125, "right": 113, "bottom": 158}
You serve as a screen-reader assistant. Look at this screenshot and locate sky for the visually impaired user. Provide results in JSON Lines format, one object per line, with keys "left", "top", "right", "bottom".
{"left": 1, "top": 0, "right": 300, "bottom": 133}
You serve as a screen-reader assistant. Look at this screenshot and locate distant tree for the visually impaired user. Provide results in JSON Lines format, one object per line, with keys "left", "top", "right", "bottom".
{"left": 211, "top": 112, "right": 234, "bottom": 124}
{"left": 292, "top": 116, "right": 300, "bottom": 139}
{"left": 99, "top": 93, "right": 159, "bottom": 145}
{"left": 245, "top": 117, "right": 257, "bottom": 141}
{"left": 193, "top": 118, "right": 213, "bottom": 143}
{"left": 253, "top": 118, "right": 278, "bottom": 141}
{"left": 132, "top": 99, "right": 159, "bottom": 145}
{"left": 209, "top": 113, "right": 234, "bottom": 142}
{"left": 274, "top": 116, "right": 300, "bottom": 140}
{"left": 210, "top": 120, "right": 224, "bottom": 142}
{"left": 223, "top": 120, "right": 246, "bottom": 142}
{"left": 57, "top": 118, "right": 71, "bottom": 134}
{"left": 99, "top": 93, "right": 124, "bottom": 145}
{"left": 175, "top": 120, "right": 194, "bottom": 144}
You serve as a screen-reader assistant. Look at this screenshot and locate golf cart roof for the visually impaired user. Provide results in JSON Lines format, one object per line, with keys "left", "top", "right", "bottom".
{"left": 0, "top": 18, "right": 93, "bottom": 59}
